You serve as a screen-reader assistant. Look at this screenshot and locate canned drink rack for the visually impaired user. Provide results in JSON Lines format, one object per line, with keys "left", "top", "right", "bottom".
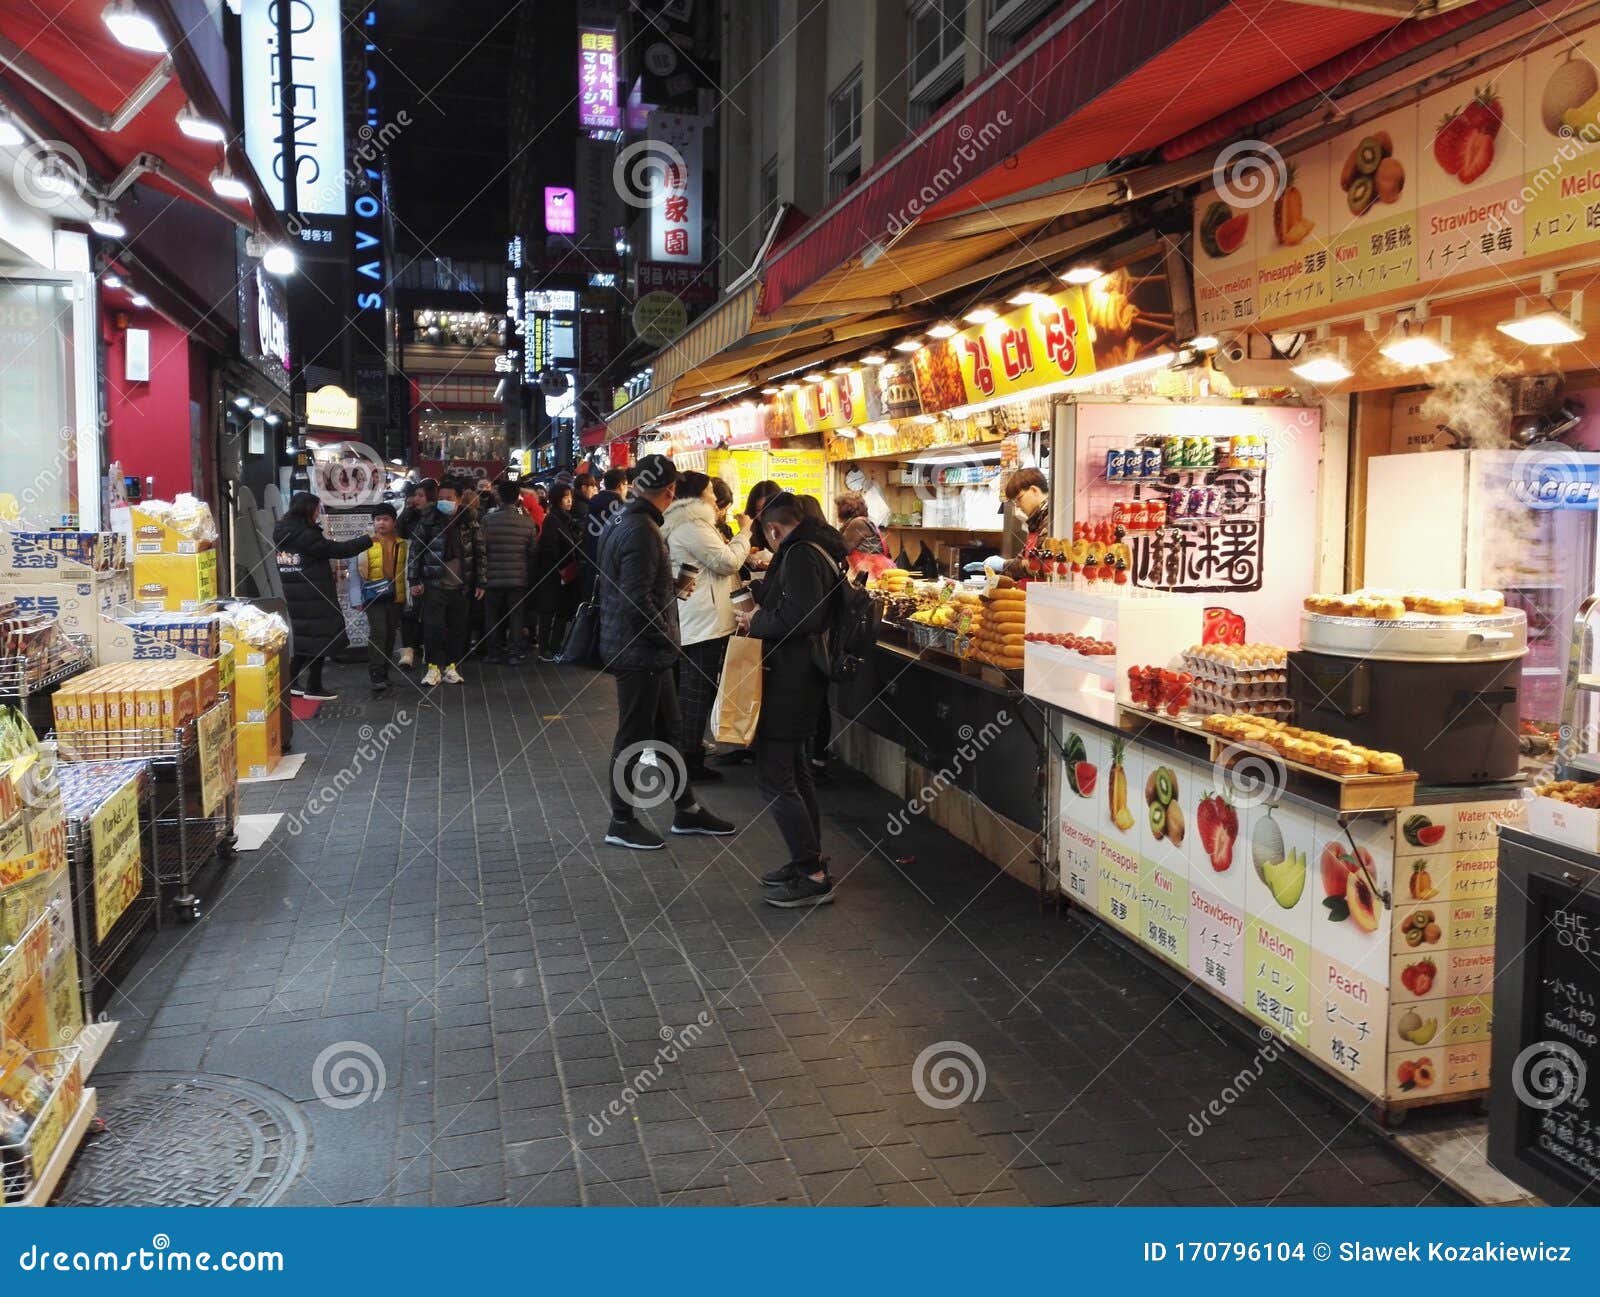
{"left": 56, "top": 757, "right": 161, "bottom": 1013}
{"left": 53, "top": 698, "right": 237, "bottom": 923}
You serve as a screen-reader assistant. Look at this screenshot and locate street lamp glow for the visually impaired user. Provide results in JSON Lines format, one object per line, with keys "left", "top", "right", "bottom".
{"left": 102, "top": 1, "right": 167, "bottom": 53}
{"left": 209, "top": 165, "right": 250, "bottom": 202}
{"left": 176, "top": 103, "right": 226, "bottom": 143}
{"left": 262, "top": 244, "right": 296, "bottom": 275}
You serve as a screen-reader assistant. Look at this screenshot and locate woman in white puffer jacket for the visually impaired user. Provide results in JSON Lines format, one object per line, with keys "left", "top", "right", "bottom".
{"left": 662, "top": 471, "right": 752, "bottom": 781}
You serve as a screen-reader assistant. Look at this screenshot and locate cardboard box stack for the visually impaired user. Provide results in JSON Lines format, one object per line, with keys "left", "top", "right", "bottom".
{"left": 128, "top": 501, "right": 218, "bottom": 614}
{"left": 0, "top": 527, "right": 132, "bottom": 661}
{"left": 50, "top": 660, "right": 221, "bottom": 759}
{"left": 224, "top": 624, "right": 283, "bottom": 778}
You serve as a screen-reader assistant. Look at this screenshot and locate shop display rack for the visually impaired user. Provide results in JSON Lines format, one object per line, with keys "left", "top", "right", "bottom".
{"left": 0, "top": 655, "right": 90, "bottom": 734}
{"left": 0, "top": 1046, "right": 96, "bottom": 1209}
{"left": 58, "top": 758, "right": 161, "bottom": 1013}
{"left": 54, "top": 700, "right": 237, "bottom": 922}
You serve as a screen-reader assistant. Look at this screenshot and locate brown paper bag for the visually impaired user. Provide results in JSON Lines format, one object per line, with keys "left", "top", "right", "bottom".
{"left": 711, "top": 635, "right": 763, "bottom": 746}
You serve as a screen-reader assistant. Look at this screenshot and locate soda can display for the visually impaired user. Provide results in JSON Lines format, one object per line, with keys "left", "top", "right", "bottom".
{"left": 1163, "top": 436, "right": 1184, "bottom": 469}
{"left": 1111, "top": 499, "right": 1129, "bottom": 529}
{"left": 1167, "top": 486, "right": 1188, "bottom": 519}
{"left": 1105, "top": 448, "right": 1125, "bottom": 480}
{"left": 1146, "top": 499, "right": 1167, "bottom": 530}
{"left": 1140, "top": 447, "right": 1161, "bottom": 478}
{"left": 1201, "top": 486, "right": 1221, "bottom": 519}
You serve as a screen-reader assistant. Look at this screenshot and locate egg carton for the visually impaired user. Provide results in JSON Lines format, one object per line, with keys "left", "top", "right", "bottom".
{"left": 1182, "top": 654, "right": 1288, "bottom": 686}
{"left": 1191, "top": 692, "right": 1293, "bottom": 719}
{"left": 1193, "top": 677, "right": 1291, "bottom": 704}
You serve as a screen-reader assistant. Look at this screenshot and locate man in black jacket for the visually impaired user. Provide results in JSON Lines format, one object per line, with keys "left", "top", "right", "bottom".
{"left": 395, "top": 478, "right": 435, "bottom": 669}
{"left": 481, "top": 479, "right": 538, "bottom": 664}
{"left": 597, "top": 454, "right": 734, "bottom": 850}
{"left": 407, "top": 477, "right": 485, "bottom": 687}
{"left": 733, "top": 491, "right": 849, "bottom": 908}
{"left": 582, "top": 468, "right": 626, "bottom": 588}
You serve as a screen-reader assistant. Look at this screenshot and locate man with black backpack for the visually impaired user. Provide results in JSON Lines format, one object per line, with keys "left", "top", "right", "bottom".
{"left": 733, "top": 490, "right": 857, "bottom": 908}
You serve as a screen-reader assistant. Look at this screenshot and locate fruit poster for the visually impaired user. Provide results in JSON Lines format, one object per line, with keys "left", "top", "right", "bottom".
{"left": 1328, "top": 105, "right": 1420, "bottom": 306}
{"left": 1137, "top": 755, "right": 1191, "bottom": 965}
{"left": 1523, "top": 39, "right": 1600, "bottom": 258}
{"left": 1243, "top": 798, "right": 1317, "bottom": 1044}
{"left": 1191, "top": 180, "right": 1259, "bottom": 335}
{"left": 1096, "top": 735, "right": 1142, "bottom": 938}
{"left": 1310, "top": 812, "right": 1393, "bottom": 981}
{"left": 1312, "top": 952, "right": 1385, "bottom": 1097}
{"left": 1254, "top": 143, "right": 1333, "bottom": 323}
{"left": 1058, "top": 725, "right": 1107, "bottom": 909}
{"left": 1419, "top": 63, "right": 1523, "bottom": 281}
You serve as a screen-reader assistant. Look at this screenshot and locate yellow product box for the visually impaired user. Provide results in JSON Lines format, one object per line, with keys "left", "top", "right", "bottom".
{"left": 232, "top": 648, "right": 281, "bottom": 725}
{"left": 132, "top": 550, "right": 218, "bottom": 612}
{"left": 218, "top": 643, "right": 235, "bottom": 698}
{"left": 129, "top": 505, "right": 208, "bottom": 556}
{"left": 192, "top": 659, "right": 220, "bottom": 712}
{"left": 236, "top": 710, "right": 282, "bottom": 779}
{"left": 49, "top": 684, "right": 80, "bottom": 734}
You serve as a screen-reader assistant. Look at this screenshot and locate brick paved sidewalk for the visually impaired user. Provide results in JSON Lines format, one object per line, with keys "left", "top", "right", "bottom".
{"left": 72, "top": 658, "right": 1458, "bottom": 1207}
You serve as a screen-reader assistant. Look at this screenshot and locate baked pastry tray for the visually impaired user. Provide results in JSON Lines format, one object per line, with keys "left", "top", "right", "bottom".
{"left": 1298, "top": 609, "right": 1526, "bottom": 661}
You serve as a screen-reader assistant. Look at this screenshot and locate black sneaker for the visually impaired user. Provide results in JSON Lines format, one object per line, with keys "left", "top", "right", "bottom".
{"left": 371, "top": 679, "right": 389, "bottom": 695}
{"left": 687, "top": 763, "right": 723, "bottom": 784}
{"left": 711, "top": 748, "right": 754, "bottom": 766}
{"left": 302, "top": 689, "right": 338, "bottom": 701}
{"left": 603, "top": 818, "right": 664, "bottom": 850}
{"left": 760, "top": 861, "right": 799, "bottom": 888}
{"left": 671, "top": 805, "right": 736, "bottom": 836}
{"left": 764, "top": 873, "right": 834, "bottom": 908}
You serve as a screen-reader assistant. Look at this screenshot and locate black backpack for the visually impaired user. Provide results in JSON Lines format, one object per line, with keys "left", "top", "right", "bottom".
{"left": 807, "top": 544, "right": 879, "bottom": 682}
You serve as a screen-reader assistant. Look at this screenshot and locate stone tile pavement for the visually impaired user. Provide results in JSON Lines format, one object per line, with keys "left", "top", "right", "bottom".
{"left": 69, "top": 657, "right": 1460, "bottom": 1207}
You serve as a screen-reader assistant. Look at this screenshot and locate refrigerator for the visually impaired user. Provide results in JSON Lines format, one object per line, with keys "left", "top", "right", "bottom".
{"left": 1364, "top": 449, "right": 1600, "bottom": 730}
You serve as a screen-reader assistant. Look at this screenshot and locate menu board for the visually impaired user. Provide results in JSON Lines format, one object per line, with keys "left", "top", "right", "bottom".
{"left": 789, "top": 369, "right": 868, "bottom": 434}
{"left": 1328, "top": 104, "right": 1419, "bottom": 306}
{"left": 1419, "top": 62, "right": 1524, "bottom": 281}
{"left": 1191, "top": 176, "right": 1260, "bottom": 336}
{"left": 1253, "top": 143, "right": 1333, "bottom": 324}
{"left": 1522, "top": 42, "right": 1600, "bottom": 258}
{"left": 1509, "top": 877, "right": 1600, "bottom": 1203}
{"left": 88, "top": 781, "right": 142, "bottom": 943}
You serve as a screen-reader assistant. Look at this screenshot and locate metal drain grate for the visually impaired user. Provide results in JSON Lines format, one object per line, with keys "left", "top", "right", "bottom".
{"left": 56, "top": 1072, "right": 310, "bottom": 1206}
{"left": 315, "top": 703, "right": 366, "bottom": 720}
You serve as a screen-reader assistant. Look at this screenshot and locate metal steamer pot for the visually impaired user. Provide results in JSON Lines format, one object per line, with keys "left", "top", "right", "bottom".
{"left": 1289, "top": 610, "right": 1528, "bottom": 785}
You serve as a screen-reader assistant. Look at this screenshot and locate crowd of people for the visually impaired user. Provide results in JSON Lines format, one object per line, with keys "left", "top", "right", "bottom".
{"left": 274, "top": 456, "right": 894, "bottom": 910}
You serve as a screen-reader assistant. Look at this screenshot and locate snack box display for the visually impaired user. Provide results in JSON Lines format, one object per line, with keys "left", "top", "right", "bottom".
{"left": 129, "top": 505, "right": 212, "bottom": 556}
{"left": 116, "top": 612, "right": 222, "bottom": 658}
{"left": 51, "top": 660, "right": 220, "bottom": 751}
{"left": 0, "top": 575, "right": 132, "bottom": 658}
{"left": 131, "top": 551, "right": 217, "bottom": 613}
{"left": 236, "top": 709, "right": 282, "bottom": 779}
{"left": 232, "top": 647, "right": 281, "bottom": 725}
{"left": 0, "top": 529, "right": 119, "bottom": 579}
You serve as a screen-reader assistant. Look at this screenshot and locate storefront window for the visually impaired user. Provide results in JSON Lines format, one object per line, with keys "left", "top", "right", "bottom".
{"left": 0, "top": 278, "right": 78, "bottom": 525}
{"left": 417, "top": 412, "right": 507, "bottom": 463}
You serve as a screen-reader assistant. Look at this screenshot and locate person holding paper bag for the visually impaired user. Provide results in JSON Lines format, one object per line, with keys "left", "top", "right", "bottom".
{"left": 733, "top": 491, "right": 849, "bottom": 908}
{"left": 663, "top": 470, "right": 752, "bottom": 783}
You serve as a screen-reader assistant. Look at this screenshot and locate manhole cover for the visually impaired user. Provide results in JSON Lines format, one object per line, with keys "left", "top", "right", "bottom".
{"left": 56, "top": 1072, "right": 309, "bottom": 1206}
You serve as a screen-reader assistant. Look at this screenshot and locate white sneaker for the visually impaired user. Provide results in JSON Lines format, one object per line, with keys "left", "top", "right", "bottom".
{"left": 398, "top": 648, "right": 415, "bottom": 668}
{"left": 443, "top": 664, "right": 464, "bottom": 685}
{"left": 422, "top": 665, "right": 442, "bottom": 686}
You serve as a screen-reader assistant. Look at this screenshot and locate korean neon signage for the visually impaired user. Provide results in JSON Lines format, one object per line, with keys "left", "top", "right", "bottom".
{"left": 578, "top": 28, "right": 621, "bottom": 130}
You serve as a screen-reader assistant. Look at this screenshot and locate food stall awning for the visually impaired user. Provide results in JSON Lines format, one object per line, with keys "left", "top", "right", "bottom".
{"left": 605, "top": 280, "right": 762, "bottom": 442}
{"left": 0, "top": 1, "right": 281, "bottom": 228}
{"left": 758, "top": 0, "right": 1508, "bottom": 315}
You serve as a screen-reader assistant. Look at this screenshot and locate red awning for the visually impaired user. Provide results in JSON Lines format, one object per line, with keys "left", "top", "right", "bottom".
{"left": 759, "top": 0, "right": 1499, "bottom": 314}
{"left": 580, "top": 425, "right": 609, "bottom": 448}
{"left": 0, "top": 0, "right": 275, "bottom": 223}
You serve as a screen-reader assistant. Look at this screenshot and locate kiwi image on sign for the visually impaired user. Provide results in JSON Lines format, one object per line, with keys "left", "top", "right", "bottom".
{"left": 1143, "top": 765, "right": 1184, "bottom": 845}
{"left": 1338, "top": 130, "right": 1404, "bottom": 216}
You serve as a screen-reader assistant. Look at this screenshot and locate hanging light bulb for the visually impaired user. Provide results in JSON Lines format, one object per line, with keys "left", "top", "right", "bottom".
{"left": 102, "top": 0, "right": 167, "bottom": 53}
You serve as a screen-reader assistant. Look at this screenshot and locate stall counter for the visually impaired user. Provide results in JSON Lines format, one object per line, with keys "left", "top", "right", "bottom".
{"left": 1052, "top": 706, "right": 1521, "bottom": 1117}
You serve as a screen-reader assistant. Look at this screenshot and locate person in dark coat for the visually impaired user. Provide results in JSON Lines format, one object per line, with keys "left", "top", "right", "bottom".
{"left": 480, "top": 479, "right": 538, "bottom": 664}
{"left": 530, "top": 483, "right": 582, "bottom": 661}
{"left": 395, "top": 478, "right": 435, "bottom": 669}
{"left": 733, "top": 491, "right": 849, "bottom": 908}
{"left": 273, "top": 491, "right": 372, "bottom": 700}
{"left": 581, "top": 467, "right": 627, "bottom": 590}
{"left": 596, "top": 454, "right": 734, "bottom": 850}
{"left": 407, "top": 477, "right": 485, "bottom": 686}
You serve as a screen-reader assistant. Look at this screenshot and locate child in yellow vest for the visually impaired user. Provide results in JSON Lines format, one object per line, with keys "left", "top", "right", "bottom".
{"left": 356, "top": 504, "right": 408, "bottom": 694}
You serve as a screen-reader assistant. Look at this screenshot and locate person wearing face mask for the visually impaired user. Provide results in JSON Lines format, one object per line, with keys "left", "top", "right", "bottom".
{"left": 407, "top": 476, "right": 486, "bottom": 686}
{"left": 1001, "top": 467, "right": 1050, "bottom": 582}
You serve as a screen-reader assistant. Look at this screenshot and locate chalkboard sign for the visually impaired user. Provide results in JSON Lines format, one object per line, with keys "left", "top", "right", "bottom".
{"left": 1512, "top": 877, "right": 1600, "bottom": 1195}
